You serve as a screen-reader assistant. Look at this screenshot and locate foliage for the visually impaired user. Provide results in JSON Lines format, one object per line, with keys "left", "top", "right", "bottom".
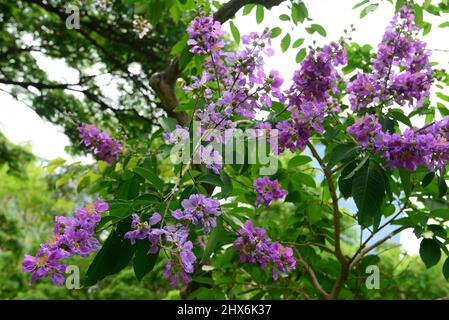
{"left": 3, "top": 0, "right": 449, "bottom": 300}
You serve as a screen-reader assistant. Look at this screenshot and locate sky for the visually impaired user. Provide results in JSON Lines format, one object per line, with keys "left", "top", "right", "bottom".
{"left": 1, "top": 0, "right": 449, "bottom": 254}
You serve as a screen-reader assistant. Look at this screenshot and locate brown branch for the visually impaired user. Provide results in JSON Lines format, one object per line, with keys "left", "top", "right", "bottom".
{"left": 349, "top": 226, "right": 405, "bottom": 269}
{"left": 295, "top": 248, "right": 330, "bottom": 299}
{"left": 306, "top": 141, "right": 349, "bottom": 299}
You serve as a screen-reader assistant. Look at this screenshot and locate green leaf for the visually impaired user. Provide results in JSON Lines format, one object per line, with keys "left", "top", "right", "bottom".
{"left": 430, "top": 208, "right": 449, "bottom": 220}
{"left": 108, "top": 201, "right": 133, "bottom": 217}
{"left": 390, "top": 110, "right": 412, "bottom": 127}
{"left": 360, "top": 3, "right": 379, "bottom": 18}
{"left": 85, "top": 230, "right": 135, "bottom": 286}
{"left": 439, "top": 21, "right": 449, "bottom": 28}
{"left": 270, "top": 27, "right": 282, "bottom": 38}
{"left": 292, "top": 172, "right": 316, "bottom": 188}
{"left": 77, "top": 171, "right": 100, "bottom": 193}
{"left": 419, "top": 238, "right": 441, "bottom": 269}
{"left": 280, "top": 33, "right": 291, "bottom": 52}
{"left": 353, "top": 0, "right": 369, "bottom": 10}
{"left": 158, "top": 117, "right": 177, "bottom": 132}
{"left": 256, "top": 5, "right": 264, "bottom": 24}
{"left": 399, "top": 169, "right": 412, "bottom": 197}
{"left": 243, "top": 4, "right": 255, "bottom": 16}
{"left": 306, "top": 24, "right": 327, "bottom": 37}
{"left": 55, "top": 170, "right": 75, "bottom": 188}
{"left": 438, "top": 174, "right": 447, "bottom": 198}
{"left": 220, "top": 170, "right": 233, "bottom": 198}
{"left": 443, "top": 257, "right": 449, "bottom": 280}
{"left": 339, "top": 161, "right": 357, "bottom": 199}
{"left": 423, "top": 22, "right": 432, "bottom": 35}
{"left": 327, "top": 143, "right": 358, "bottom": 168}
{"left": 200, "top": 174, "right": 224, "bottom": 187}
{"left": 279, "top": 14, "right": 290, "bottom": 21}
{"left": 437, "top": 92, "right": 449, "bottom": 103}
{"left": 203, "top": 218, "right": 223, "bottom": 260}
{"left": 292, "top": 38, "right": 305, "bottom": 49}
{"left": 291, "top": 2, "right": 308, "bottom": 24}
{"left": 229, "top": 21, "right": 240, "bottom": 44}
{"left": 295, "top": 48, "right": 307, "bottom": 63}
{"left": 133, "top": 167, "right": 164, "bottom": 192}
{"left": 288, "top": 155, "right": 312, "bottom": 168}
{"left": 133, "top": 193, "right": 161, "bottom": 205}
{"left": 352, "top": 163, "right": 386, "bottom": 227}
{"left": 46, "top": 158, "right": 66, "bottom": 174}
{"left": 133, "top": 241, "right": 159, "bottom": 281}
{"left": 422, "top": 172, "right": 435, "bottom": 187}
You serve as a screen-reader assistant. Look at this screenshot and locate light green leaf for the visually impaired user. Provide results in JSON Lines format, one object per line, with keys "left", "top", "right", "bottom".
{"left": 280, "top": 33, "right": 291, "bottom": 52}
{"left": 46, "top": 158, "right": 66, "bottom": 174}
{"left": 229, "top": 21, "right": 240, "bottom": 44}
{"left": 360, "top": 3, "right": 379, "bottom": 18}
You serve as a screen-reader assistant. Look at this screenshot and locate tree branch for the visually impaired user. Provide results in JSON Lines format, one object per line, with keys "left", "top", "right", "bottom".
{"left": 295, "top": 248, "right": 330, "bottom": 299}
{"left": 306, "top": 141, "right": 349, "bottom": 299}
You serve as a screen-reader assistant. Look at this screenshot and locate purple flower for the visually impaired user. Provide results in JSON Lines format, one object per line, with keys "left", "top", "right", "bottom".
{"left": 173, "top": 194, "right": 222, "bottom": 233}
{"left": 124, "top": 212, "right": 162, "bottom": 253}
{"left": 232, "top": 220, "right": 296, "bottom": 280}
{"left": 198, "top": 145, "right": 223, "bottom": 174}
{"left": 162, "top": 225, "right": 196, "bottom": 288}
{"left": 22, "top": 247, "right": 68, "bottom": 286}
{"left": 347, "top": 114, "right": 382, "bottom": 149}
{"left": 162, "top": 125, "right": 190, "bottom": 144}
{"left": 78, "top": 123, "right": 123, "bottom": 165}
{"left": 254, "top": 176, "right": 288, "bottom": 208}
{"left": 186, "top": 15, "right": 224, "bottom": 60}
{"left": 23, "top": 199, "right": 107, "bottom": 285}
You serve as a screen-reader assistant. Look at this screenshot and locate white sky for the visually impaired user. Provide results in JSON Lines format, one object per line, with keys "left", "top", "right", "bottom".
{"left": 1, "top": 0, "right": 449, "bottom": 254}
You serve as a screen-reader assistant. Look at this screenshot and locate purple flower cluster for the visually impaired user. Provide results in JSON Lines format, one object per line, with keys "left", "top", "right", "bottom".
{"left": 187, "top": 15, "right": 224, "bottom": 60}
{"left": 163, "top": 17, "right": 287, "bottom": 176}
{"left": 124, "top": 194, "right": 220, "bottom": 287}
{"left": 276, "top": 43, "right": 346, "bottom": 154}
{"left": 78, "top": 123, "right": 123, "bottom": 165}
{"left": 22, "top": 199, "right": 108, "bottom": 285}
{"left": 233, "top": 220, "right": 296, "bottom": 280}
{"left": 172, "top": 194, "right": 222, "bottom": 233}
{"left": 348, "top": 113, "right": 449, "bottom": 172}
{"left": 348, "top": 6, "right": 432, "bottom": 110}
{"left": 254, "top": 176, "right": 288, "bottom": 208}
{"left": 347, "top": 114, "right": 383, "bottom": 149}
{"left": 163, "top": 225, "right": 196, "bottom": 288}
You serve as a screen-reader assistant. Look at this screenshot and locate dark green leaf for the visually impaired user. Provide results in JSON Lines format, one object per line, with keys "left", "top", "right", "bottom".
{"left": 133, "top": 241, "right": 159, "bottom": 281}
{"left": 443, "top": 257, "right": 449, "bottom": 280}
{"left": 420, "top": 238, "right": 441, "bottom": 269}
{"left": 327, "top": 143, "right": 358, "bottom": 168}
{"left": 134, "top": 167, "right": 164, "bottom": 192}
{"left": 85, "top": 230, "right": 135, "bottom": 286}
{"left": 352, "top": 163, "right": 386, "bottom": 227}
{"left": 200, "top": 174, "right": 224, "bottom": 187}
{"left": 220, "top": 170, "right": 233, "bottom": 198}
